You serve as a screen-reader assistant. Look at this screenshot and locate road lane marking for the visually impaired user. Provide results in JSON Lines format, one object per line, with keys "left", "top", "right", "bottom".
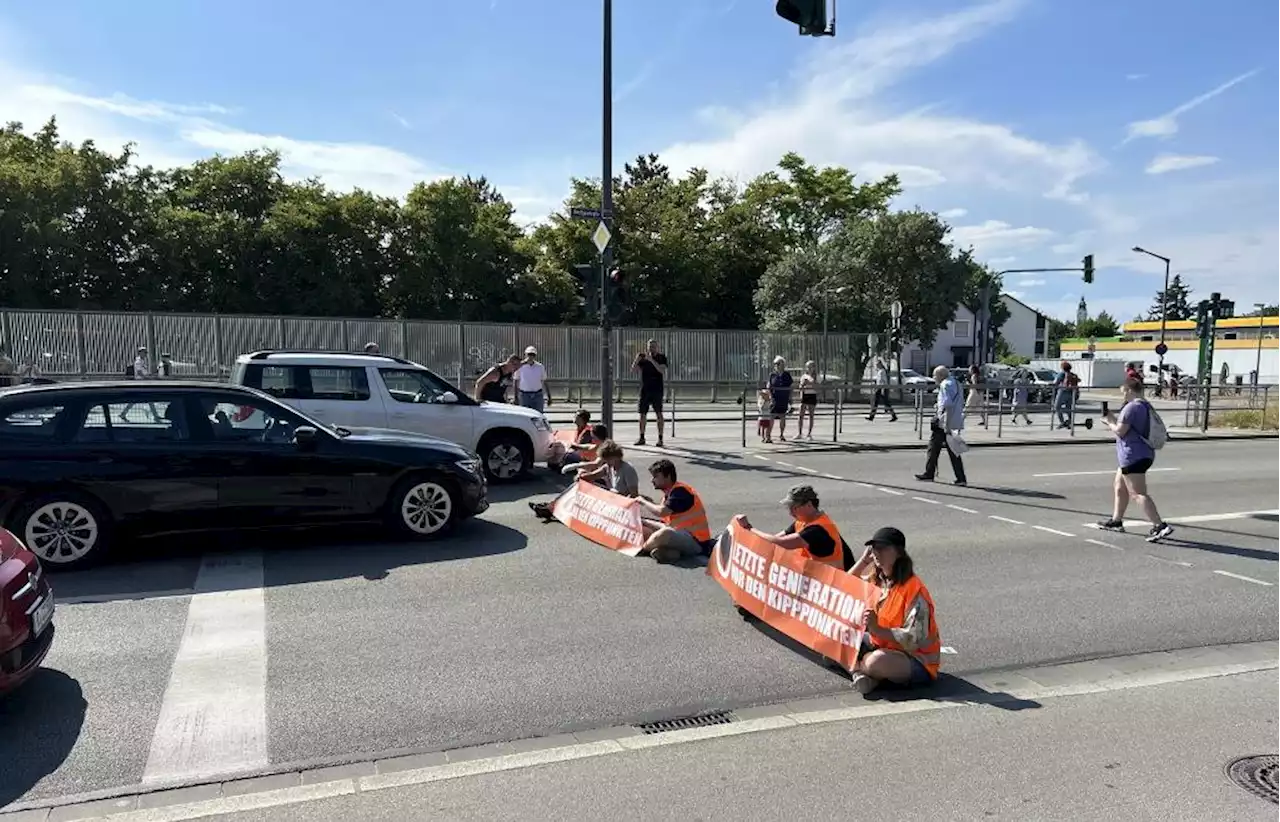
{"left": 940, "top": 646, "right": 958, "bottom": 654}
{"left": 989, "top": 515, "right": 1025, "bottom": 525}
{"left": 143, "top": 553, "right": 268, "bottom": 785}
{"left": 820, "top": 473, "right": 845, "bottom": 480}
{"left": 1144, "top": 554, "right": 1193, "bottom": 567}
{"left": 1033, "top": 525, "right": 1076, "bottom": 537}
{"left": 946, "top": 504, "right": 979, "bottom": 514}
{"left": 774, "top": 461, "right": 795, "bottom": 468}
{"left": 1213, "top": 570, "right": 1274, "bottom": 586}
{"left": 795, "top": 466, "right": 819, "bottom": 474}
{"left": 912, "top": 496, "right": 941, "bottom": 505}
{"left": 1034, "top": 468, "right": 1180, "bottom": 478}
{"left": 1085, "top": 538, "right": 1124, "bottom": 551}
{"left": 877, "top": 487, "right": 905, "bottom": 496}
{"left": 854, "top": 482, "right": 875, "bottom": 489}
{"left": 751, "top": 454, "right": 772, "bottom": 462}
{"left": 1083, "top": 510, "right": 1280, "bottom": 529}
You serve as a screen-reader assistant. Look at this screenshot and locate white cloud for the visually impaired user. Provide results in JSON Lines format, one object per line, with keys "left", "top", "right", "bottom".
{"left": 950, "top": 219, "right": 1055, "bottom": 255}
{"left": 1049, "top": 242, "right": 1079, "bottom": 254}
{"left": 1126, "top": 73, "right": 1147, "bottom": 81}
{"left": 858, "top": 162, "right": 946, "bottom": 187}
{"left": 939, "top": 208, "right": 968, "bottom": 219}
{"left": 661, "top": 0, "right": 1102, "bottom": 207}
{"left": 1122, "top": 69, "right": 1258, "bottom": 144}
{"left": 1144, "top": 154, "right": 1220, "bottom": 175}
{"left": 1017, "top": 277, "right": 1046, "bottom": 287}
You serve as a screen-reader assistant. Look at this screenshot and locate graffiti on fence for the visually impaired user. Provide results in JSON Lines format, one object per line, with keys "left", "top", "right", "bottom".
{"left": 467, "top": 341, "right": 514, "bottom": 376}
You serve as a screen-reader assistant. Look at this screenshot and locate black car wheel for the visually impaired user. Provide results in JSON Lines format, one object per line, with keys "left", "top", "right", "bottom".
{"left": 478, "top": 431, "right": 531, "bottom": 483}
{"left": 386, "top": 475, "right": 457, "bottom": 539}
{"left": 14, "top": 491, "right": 112, "bottom": 570}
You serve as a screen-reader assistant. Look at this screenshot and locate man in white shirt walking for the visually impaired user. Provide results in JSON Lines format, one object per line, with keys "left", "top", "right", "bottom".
{"left": 865, "top": 358, "right": 898, "bottom": 422}
{"left": 132, "top": 346, "right": 152, "bottom": 379}
{"left": 514, "top": 346, "right": 552, "bottom": 412}
{"left": 915, "top": 365, "right": 967, "bottom": 486}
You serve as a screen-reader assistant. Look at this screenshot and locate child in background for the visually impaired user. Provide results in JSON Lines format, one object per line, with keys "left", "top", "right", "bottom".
{"left": 757, "top": 388, "right": 773, "bottom": 442}
{"left": 1012, "top": 374, "right": 1032, "bottom": 425}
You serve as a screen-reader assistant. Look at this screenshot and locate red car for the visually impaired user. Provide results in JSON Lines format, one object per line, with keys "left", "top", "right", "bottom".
{"left": 0, "top": 527, "right": 55, "bottom": 695}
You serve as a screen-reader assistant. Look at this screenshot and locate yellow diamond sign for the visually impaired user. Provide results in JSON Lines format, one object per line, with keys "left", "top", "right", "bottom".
{"left": 590, "top": 221, "right": 612, "bottom": 255}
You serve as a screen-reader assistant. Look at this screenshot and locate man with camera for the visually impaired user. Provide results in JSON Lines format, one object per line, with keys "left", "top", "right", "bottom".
{"left": 633, "top": 338, "right": 668, "bottom": 447}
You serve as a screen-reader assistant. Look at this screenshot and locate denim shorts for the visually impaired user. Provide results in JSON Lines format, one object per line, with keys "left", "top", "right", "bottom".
{"left": 860, "top": 636, "right": 934, "bottom": 687}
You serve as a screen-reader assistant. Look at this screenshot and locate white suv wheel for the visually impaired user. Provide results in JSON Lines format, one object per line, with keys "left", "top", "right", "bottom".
{"left": 486, "top": 443, "right": 525, "bottom": 480}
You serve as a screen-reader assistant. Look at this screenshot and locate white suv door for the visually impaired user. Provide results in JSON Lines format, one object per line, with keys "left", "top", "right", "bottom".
{"left": 290, "top": 365, "right": 388, "bottom": 430}
{"left": 374, "top": 367, "right": 477, "bottom": 449}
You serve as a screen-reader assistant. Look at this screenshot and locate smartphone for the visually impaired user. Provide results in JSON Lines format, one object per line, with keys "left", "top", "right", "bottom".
{"left": 1101, "top": 400, "right": 1110, "bottom": 416}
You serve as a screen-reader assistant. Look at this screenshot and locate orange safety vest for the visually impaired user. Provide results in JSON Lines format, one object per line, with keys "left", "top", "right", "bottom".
{"left": 868, "top": 575, "right": 942, "bottom": 679}
{"left": 662, "top": 482, "right": 711, "bottom": 542}
{"left": 791, "top": 512, "right": 845, "bottom": 568}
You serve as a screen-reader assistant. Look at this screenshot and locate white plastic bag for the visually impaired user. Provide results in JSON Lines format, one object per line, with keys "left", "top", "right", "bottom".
{"left": 946, "top": 431, "right": 969, "bottom": 455}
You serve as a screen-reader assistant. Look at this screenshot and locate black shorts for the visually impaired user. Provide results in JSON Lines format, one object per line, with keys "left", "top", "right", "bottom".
{"left": 770, "top": 400, "right": 790, "bottom": 418}
{"left": 800, "top": 393, "right": 817, "bottom": 407}
{"left": 1120, "top": 457, "right": 1154, "bottom": 475}
{"left": 639, "top": 387, "right": 664, "bottom": 415}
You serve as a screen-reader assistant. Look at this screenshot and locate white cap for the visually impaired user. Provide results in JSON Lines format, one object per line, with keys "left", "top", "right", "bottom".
{"left": 525, "top": 346, "right": 538, "bottom": 355}
{"left": 773, "top": 355, "right": 786, "bottom": 364}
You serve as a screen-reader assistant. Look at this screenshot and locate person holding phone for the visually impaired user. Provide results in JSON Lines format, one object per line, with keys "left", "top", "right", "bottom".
{"left": 633, "top": 339, "right": 668, "bottom": 447}
{"left": 1095, "top": 378, "right": 1173, "bottom": 541}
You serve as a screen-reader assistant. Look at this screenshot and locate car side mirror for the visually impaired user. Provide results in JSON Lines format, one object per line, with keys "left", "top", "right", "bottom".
{"left": 439, "top": 391, "right": 459, "bottom": 405}
{"left": 294, "top": 426, "right": 319, "bottom": 449}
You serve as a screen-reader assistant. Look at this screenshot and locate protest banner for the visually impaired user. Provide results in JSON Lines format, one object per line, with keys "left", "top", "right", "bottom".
{"left": 551, "top": 480, "right": 646, "bottom": 556}
{"left": 708, "top": 518, "right": 881, "bottom": 671}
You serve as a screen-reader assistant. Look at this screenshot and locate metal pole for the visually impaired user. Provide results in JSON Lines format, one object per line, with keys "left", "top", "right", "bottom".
{"left": 1157, "top": 257, "right": 1170, "bottom": 378}
{"left": 598, "top": 0, "right": 615, "bottom": 432}
{"left": 821, "top": 301, "right": 829, "bottom": 393}
{"left": 741, "top": 382, "right": 748, "bottom": 448}
{"left": 996, "top": 384, "right": 1004, "bottom": 438}
{"left": 1255, "top": 308, "right": 1266, "bottom": 391}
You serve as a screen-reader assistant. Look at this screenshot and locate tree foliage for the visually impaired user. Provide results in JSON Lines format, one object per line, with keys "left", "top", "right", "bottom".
{"left": 1077, "top": 311, "right": 1120, "bottom": 339}
{"left": 1, "top": 119, "right": 996, "bottom": 350}
{"left": 1146, "top": 273, "right": 1194, "bottom": 322}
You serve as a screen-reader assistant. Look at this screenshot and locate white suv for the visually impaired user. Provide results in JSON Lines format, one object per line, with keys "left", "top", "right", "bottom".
{"left": 230, "top": 351, "right": 554, "bottom": 481}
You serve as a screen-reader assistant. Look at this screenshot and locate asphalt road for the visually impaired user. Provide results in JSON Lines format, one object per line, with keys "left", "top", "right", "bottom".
{"left": 2, "top": 438, "right": 1276, "bottom": 812}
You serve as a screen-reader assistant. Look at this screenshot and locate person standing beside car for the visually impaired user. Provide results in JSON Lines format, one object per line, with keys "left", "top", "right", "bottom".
{"left": 633, "top": 338, "right": 668, "bottom": 447}
{"left": 475, "top": 354, "right": 521, "bottom": 403}
{"left": 514, "top": 346, "right": 552, "bottom": 412}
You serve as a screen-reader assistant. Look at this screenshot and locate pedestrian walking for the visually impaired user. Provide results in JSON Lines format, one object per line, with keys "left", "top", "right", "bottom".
{"left": 866, "top": 358, "right": 898, "bottom": 422}
{"left": 915, "top": 365, "right": 967, "bottom": 486}
{"left": 1010, "top": 372, "right": 1032, "bottom": 425}
{"left": 1052, "top": 361, "right": 1078, "bottom": 428}
{"left": 797, "top": 361, "right": 818, "bottom": 438}
{"left": 514, "top": 346, "right": 552, "bottom": 412}
{"left": 633, "top": 338, "right": 667, "bottom": 447}
{"left": 1095, "top": 378, "right": 1174, "bottom": 541}
{"left": 132, "top": 346, "right": 151, "bottom": 379}
{"left": 963, "top": 364, "right": 986, "bottom": 426}
{"left": 767, "top": 356, "right": 793, "bottom": 442}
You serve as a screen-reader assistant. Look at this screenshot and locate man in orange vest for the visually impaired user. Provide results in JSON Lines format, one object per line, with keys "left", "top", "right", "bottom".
{"left": 636, "top": 459, "right": 713, "bottom": 563}
{"left": 848, "top": 526, "right": 942, "bottom": 694}
{"left": 732, "top": 485, "right": 851, "bottom": 569}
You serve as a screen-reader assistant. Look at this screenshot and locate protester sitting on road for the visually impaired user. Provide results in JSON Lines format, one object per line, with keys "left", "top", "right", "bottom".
{"left": 733, "top": 485, "right": 850, "bottom": 569}
{"left": 558, "top": 422, "right": 608, "bottom": 469}
{"left": 548, "top": 410, "right": 593, "bottom": 468}
{"left": 847, "top": 526, "right": 941, "bottom": 694}
{"left": 576, "top": 440, "right": 640, "bottom": 498}
{"left": 635, "top": 459, "right": 713, "bottom": 563}
{"left": 1096, "top": 378, "right": 1174, "bottom": 541}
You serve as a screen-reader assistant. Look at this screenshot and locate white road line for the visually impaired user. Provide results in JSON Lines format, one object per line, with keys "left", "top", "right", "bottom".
{"left": 795, "top": 466, "right": 819, "bottom": 474}
{"left": 912, "top": 496, "right": 941, "bottom": 505}
{"left": 989, "top": 515, "right": 1025, "bottom": 525}
{"left": 143, "top": 553, "right": 269, "bottom": 785}
{"left": 1033, "top": 525, "right": 1076, "bottom": 537}
{"left": 940, "top": 646, "right": 958, "bottom": 654}
{"left": 774, "top": 461, "right": 795, "bottom": 468}
{"left": 1144, "top": 554, "right": 1193, "bottom": 567}
{"left": 1083, "top": 509, "right": 1280, "bottom": 529}
{"left": 1034, "top": 468, "right": 1181, "bottom": 478}
{"left": 820, "top": 473, "right": 845, "bottom": 481}
{"left": 946, "top": 504, "right": 979, "bottom": 514}
{"left": 877, "top": 487, "right": 905, "bottom": 496}
{"left": 1085, "top": 538, "right": 1124, "bottom": 552}
{"left": 751, "top": 454, "right": 772, "bottom": 462}
{"left": 1213, "top": 569, "right": 1275, "bottom": 587}
{"left": 854, "top": 482, "right": 875, "bottom": 489}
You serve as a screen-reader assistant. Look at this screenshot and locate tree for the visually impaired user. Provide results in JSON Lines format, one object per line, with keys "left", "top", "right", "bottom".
{"left": 1046, "top": 318, "right": 1075, "bottom": 358}
{"left": 1077, "top": 311, "right": 1119, "bottom": 339}
{"left": 1244, "top": 304, "right": 1278, "bottom": 317}
{"left": 1146, "top": 274, "right": 1193, "bottom": 321}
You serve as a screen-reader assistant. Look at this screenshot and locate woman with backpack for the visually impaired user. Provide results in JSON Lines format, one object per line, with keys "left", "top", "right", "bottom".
{"left": 1096, "top": 377, "right": 1174, "bottom": 541}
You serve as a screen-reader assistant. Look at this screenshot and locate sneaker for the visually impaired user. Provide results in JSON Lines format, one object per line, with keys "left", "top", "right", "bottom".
{"left": 528, "top": 502, "right": 554, "bottom": 521}
{"left": 634, "top": 437, "right": 646, "bottom": 446}
{"left": 851, "top": 673, "right": 878, "bottom": 694}
{"left": 1096, "top": 519, "right": 1125, "bottom": 532}
{"left": 1146, "top": 523, "right": 1174, "bottom": 542}
{"left": 914, "top": 473, "right": 934, "bottom": 482}
{"left": 953, "top": 479, "right": 968, "bottom": 487}
{"left": 655, "top": 439, "right": 664, "bottom": 448}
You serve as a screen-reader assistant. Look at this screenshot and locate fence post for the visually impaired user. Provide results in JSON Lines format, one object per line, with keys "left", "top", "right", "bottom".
{"left": 711, "top": 333, "right": 719, "bottom": 402}
{"left": 670, "top": 385, "right": 677, "bottom": 438}
{"left": 340, "top": 320, "right": 350, "bottom": 353}
{"left": 0, "top": 311, "right": 9, "bottom": 359}
{"left": 73, "top": 313, "right": 87, "bottom": 375}
{"left": 831, "top": 389, "right": 839, "bottom": 442}
{"left": 275, "top": 317, "right": 285, "bottom": 349}
{"left": 1068, "top": 390, "right": 1077, "bottom": 437}
{"left": 996, "top": 384, "right": 1005, "bottom": 438}
{"left": 917, "top": 389, "right": 924, "bottom": 441}
{"left": 144, "top": 313, "right": 158, "bottom": 372}
{"left": 399, "top": 320, "right": 409, "bottom": 359}
{"left": 741, "top": 383, "right": 747, "bottom": 448}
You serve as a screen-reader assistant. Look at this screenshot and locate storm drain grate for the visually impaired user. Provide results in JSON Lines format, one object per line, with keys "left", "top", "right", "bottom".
{"left": 1226, "top": 755, "right": 1278, "bottom": 805}
{"left": 636, "top": 710, "right": 736, "bottom": 735}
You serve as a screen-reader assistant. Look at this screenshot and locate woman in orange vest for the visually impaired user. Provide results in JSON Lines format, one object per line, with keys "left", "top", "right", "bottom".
{"left": 732, "top": 484, "right": 850, "bottom": 569}
{"left": 848, "top": 526, "right": 942, "bottom": 694}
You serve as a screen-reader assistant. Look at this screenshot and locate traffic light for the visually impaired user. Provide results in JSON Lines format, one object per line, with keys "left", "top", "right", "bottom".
{"left": 1218, "top": 299, "right": 1235, "bottom": 319}
{"left": 775, "top": 0, "right": 829, "bottom": 35}
{"left": 889, "top": 327, "right": 902, "bottom": 351}
{"left": 1194, "top": 300, "right": 1210, "bottom": 339}
{"left": 1082, "top": 254, "right": 1094, "bottom": 284}
{"left": 604, "top": 267, "right": 627, "bottom": 326}
{"left": 573, "top": 264, "right": 598, "bottom": 321}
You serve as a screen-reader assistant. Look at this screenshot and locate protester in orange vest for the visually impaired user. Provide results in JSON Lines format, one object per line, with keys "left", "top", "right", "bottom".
{"left": 847, "top": 526, "right": 941, "bottom": 694}
{"left": 635, "top": 459, "right": 713, "bottom": 563}
{"left": 732, "top": 485, "right": 851, "bottom": 569}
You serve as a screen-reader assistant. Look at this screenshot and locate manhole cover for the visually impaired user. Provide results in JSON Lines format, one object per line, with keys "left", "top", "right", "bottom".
{"left": 635, "top": 710, "right": 735, "bottom": 735}
{"left": 1226, "top": 755, "right": 1278, "bottom": 804}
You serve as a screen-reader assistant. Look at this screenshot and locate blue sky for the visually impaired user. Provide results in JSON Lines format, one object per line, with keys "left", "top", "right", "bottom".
{"left": 1, "top": 0, "right": 1275, "bottom": 323}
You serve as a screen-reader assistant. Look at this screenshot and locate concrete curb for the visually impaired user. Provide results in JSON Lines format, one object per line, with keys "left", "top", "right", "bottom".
{"left": 6, "top": 641, "right": 1275, "bottom": 820}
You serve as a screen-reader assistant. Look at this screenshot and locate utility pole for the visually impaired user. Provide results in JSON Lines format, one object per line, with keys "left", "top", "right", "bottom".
{"left": 1132, "top": 247, "right": 1171, "bottom": 380}
{"left": 598, "top": 0, "right": 615, "bottom": 430}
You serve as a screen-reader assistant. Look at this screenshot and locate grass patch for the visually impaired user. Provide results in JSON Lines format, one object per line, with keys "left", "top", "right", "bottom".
{"left": 1211, "top": 405, "right": 1279, "bottom": 430}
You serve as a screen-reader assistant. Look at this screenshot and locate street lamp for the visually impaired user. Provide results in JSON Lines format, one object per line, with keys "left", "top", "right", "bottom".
{"left": 1132, "top": 246, "right": 1172, "bottom": 381}
{"left": 1254, "top": 302, "right": 1267, "bottom": 389}
{"left": 821, "top": 286, "right": 849, "bottom": 383}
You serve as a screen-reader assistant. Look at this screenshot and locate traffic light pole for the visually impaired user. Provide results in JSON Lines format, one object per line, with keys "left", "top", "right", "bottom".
{"left": 599, "top": 0, "right": 615, "bottom": 431}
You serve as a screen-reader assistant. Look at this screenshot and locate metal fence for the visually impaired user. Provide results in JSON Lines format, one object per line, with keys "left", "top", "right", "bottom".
{"left": 0, "top": 308, "right": 872, "bottom": 390}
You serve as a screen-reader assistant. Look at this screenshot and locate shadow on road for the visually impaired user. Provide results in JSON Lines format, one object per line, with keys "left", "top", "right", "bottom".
{"left": 0, "top": 668, "right": 87, "bottom": 810}
{"left": 47, "top": 518, "right": 529, "bottom": 603}
{"left": 1154, "top": 535, "right": 1277, "bottom": 563}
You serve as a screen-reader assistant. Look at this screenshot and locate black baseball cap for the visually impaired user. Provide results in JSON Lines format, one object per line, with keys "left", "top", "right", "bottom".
{"left": 864, "top": 526, "right": 906, "bottom": 549}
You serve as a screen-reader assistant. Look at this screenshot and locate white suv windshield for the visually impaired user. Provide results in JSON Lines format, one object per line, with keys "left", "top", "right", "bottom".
{"left": 380, "top": 368, "right": 459, "bottom": 404}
